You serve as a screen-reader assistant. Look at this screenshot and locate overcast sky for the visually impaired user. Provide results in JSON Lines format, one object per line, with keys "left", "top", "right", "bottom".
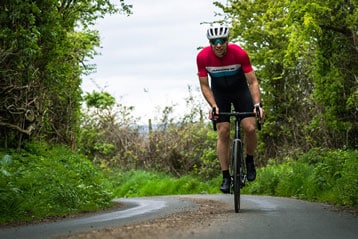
{"left": 81, "top": 0, "right": 223, "bottom": 124}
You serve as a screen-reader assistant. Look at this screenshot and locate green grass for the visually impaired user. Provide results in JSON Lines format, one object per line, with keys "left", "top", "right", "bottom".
{"left": 243, "top": 149, "right": 357, "bottom": 207}
{"left": 108, "top": 169, "right": 220, "bottom": 197}
{"left": 0, "top": 142, "right": 113, "bottom": 224}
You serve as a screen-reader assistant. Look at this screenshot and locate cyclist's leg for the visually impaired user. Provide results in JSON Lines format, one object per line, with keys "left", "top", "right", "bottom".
{"left": 213, "top": 90, "right": 232, "bottom": 171}
{"left": 231, "top": 89, "right": 256, "bottom": 155}
{"left": 213, "top": 90, "right": 232, "bottom": 192}
{"left": 241, "top": 117, "right": 257, "bottom": 155}
{"left": 217, "top": 122, "right": 231, "bottom": 193}
{"left": 217, "top": 122, "right": 230, "bottom": 170}
{"left": 242, "top": 118, "right": 257, "bottom": 181}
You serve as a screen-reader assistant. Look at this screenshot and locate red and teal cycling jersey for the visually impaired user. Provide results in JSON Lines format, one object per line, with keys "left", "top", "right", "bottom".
{"left": 196, "top": 43, "right": 253, "bottom": 93}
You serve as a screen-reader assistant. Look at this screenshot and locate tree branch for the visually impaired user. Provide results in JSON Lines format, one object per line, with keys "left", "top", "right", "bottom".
{"left": 0, "top": 122, "right": 34, "bottom": 135}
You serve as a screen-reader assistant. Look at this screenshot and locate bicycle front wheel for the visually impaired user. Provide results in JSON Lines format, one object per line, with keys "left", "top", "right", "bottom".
{"left": 232, "top": 139, "right": 242, "bottom": 213}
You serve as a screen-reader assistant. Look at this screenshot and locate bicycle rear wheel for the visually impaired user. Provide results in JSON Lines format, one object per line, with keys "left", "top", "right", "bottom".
{"left": 232, "top": 139, "right": 242, "bottom": 213}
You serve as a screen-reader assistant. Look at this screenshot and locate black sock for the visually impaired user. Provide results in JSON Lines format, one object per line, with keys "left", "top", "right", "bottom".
{"left": 222, "top": 170, "right": 230, "bottom": 179}
{"left": 246, "top": 154, "right": 254, "bottom": 163}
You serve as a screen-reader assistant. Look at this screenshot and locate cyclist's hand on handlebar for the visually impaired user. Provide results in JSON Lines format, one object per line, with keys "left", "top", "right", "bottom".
{"left": 254, "top": 105, "right": 265, "bottom": 122}
{"left": 209, "top": 107, "right": 219, "bottom": 120}
{"left": 210, "top": 107, "right": 219, "bottom": 131}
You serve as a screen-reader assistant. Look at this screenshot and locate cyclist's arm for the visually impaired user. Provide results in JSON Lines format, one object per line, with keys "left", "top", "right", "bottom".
{"left": 245, "top": 71, "right": 260, "bottom": 106}
{"left": 198, "top": 76, "right": 216, "bottom": 107}
{"left": 245, "top": 71, "right": 264, "bottom": 120}
{"left": 196, "top": 51, "right": 218, "bottom": 116}
{"left": 198, "top": 76, "right": 218, "bottom": 116}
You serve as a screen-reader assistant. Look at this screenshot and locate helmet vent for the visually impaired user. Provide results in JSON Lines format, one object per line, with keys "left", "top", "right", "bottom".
{"left": 207, "top": 24, "right": 230, "bottom": 39}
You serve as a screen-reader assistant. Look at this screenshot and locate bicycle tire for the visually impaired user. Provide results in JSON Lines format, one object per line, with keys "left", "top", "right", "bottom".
{"left": 232, "top": 139, "right": 241, "bottom": 213}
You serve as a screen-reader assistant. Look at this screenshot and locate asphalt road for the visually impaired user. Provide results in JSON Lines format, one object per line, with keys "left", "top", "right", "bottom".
{"left": 182, "top": 194, "right": 358, "bottom": 239}
{"left": 0, "top": 194, "right": 357, "bottom": 239}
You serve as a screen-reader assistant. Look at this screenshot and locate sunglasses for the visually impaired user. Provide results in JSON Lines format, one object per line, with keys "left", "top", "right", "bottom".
{"left": 210, "top": 38, "right": 228, "bottom": 45}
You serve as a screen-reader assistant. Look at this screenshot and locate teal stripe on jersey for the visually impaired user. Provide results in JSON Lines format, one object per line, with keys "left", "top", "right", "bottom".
{"left": 206, "top": 64, "right": 241, "bottom": 77}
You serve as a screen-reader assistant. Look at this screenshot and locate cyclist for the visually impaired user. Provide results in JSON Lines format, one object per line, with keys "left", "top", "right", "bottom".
{"left": 196, "top": 24, "right": 264, "bottom": 193}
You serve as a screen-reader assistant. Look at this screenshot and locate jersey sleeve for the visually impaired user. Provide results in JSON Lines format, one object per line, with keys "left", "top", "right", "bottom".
{"left": 196, "top": 50, "right": 208, "bottom": 77}
{"left": 238, "top": 46, "right": 253, "bottom": 73}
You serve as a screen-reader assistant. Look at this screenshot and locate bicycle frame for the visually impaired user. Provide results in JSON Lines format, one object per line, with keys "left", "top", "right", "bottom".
{"left": 212, "top": 107, "right": 261, "bottom": 212}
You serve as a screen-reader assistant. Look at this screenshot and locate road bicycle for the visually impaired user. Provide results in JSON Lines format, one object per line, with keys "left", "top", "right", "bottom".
{"left": 212, "top": 106, "right": 261, "bottom": 213}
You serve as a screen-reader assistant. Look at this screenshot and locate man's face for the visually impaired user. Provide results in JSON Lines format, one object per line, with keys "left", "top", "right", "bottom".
{"left": 210, "top": 38, "right": 228, "bottom": 58}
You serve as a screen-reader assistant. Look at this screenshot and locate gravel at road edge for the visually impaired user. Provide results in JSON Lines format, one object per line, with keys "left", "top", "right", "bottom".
{"left": 55, "top": 197, "right": 231, "bottom": 239}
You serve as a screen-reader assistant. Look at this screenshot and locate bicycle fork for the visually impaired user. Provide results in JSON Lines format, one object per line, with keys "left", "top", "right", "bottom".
{"left": 233, "top": 117, "right": 247, "bottom": 188}
{"left": 237, "top": 138, "right": 247, "bottom": 188}
{"left": 231, "top": 138, "right": 246, "bottom": 190}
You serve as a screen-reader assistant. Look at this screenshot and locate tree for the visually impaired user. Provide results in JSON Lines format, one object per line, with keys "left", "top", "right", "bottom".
{"left": 0, "top": 0, "right": 132, "bottom": 150}
{"left": 288, "top": 0, "right": 358, "bottom": 148}
{"left": 214, "top": 0, "right": 357, "bottom": 160}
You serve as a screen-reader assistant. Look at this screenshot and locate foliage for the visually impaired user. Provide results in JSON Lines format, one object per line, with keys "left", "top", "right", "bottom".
{"left": 79, "top": 89, "right": 220, "bottom": 179}
{"left": 288, "top": 0, "right": 358, "bottom": 149}
{"left": 80, "top": 91, "right": 143, "bottom": 169}
{"left": 83, "top": 91, "right": 116, "bottom": 109}
{"left": 214, "top": 0, "right": 358, "bottom": 160}
{"left": 109, "top": 169, "right": 220, "bottom": 198}
{"left": 141, "top": 86, "right": 217, "bottom": 177}
{"left": 146, "top": 121, "right": 218, "bottom": 178}
{"left": 244, "top": 149, "right": 358, "bottom": 207}
{"left": 0, "top": 142, "right": 113, "bottom": 224}
{"left": 0, "top": 0, "right": 132, "bottom": 150}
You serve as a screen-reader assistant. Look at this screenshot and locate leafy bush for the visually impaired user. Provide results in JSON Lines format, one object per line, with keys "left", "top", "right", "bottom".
{"left": 80, "top": 94, "right": 143, "bottom": 169}
{"left": 0, "top": 142, "right": 113, "bottom": 224}
{"left": 146, "top": 122, "right": 216, "bottom": 177}
{"left": 275, "top": 161, "right": 313, "bottom": 199}
{"left": 244, "top": 149, "right": 357, "bottom": 207}
{"left": 244, "top": 163, "right": 282, "bottom": 195}
{"left": 335, "top": 155, "right": 358, "bottom": 206}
